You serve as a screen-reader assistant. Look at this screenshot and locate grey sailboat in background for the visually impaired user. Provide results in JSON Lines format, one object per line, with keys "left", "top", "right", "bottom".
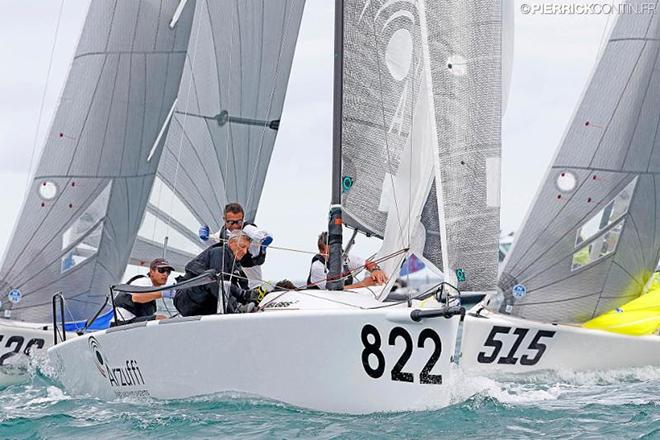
{"left": 461, "top": 0, "right": 660, "bottom": 375}
{"left": 0, "top": 0, "right": 304, "bottom": 325}
{"left": 0, "top": 0, "right": 195, "bottom": 323}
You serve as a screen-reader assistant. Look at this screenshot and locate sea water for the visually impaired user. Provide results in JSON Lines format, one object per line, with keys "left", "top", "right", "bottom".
{"left": 0, "top": 365, "right": 657, "bottom": 439}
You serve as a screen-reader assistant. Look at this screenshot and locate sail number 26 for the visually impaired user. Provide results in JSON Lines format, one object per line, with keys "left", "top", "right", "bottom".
{"left": 477, "top": 326, "right": 556, "bottom": 365}
{"left": 360, "top": 324, "right": 443, "bottom": 384}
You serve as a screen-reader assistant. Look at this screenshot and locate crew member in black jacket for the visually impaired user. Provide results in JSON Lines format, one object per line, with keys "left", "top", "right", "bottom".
{"left": 174, "top": 231, "right": 260, "bottom": 316}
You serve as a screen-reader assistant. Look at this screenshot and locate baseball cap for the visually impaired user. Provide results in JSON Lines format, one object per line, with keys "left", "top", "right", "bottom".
{"left": 149, "top": 258, "right": 174, "bottom": 271}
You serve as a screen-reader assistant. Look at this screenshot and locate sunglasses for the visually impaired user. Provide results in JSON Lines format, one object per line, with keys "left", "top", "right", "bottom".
{"left": 156, "top": 267, "right": 172, "bottom": 274}
{"left": 225, "top": 219, "right": 244, "bottom": 226}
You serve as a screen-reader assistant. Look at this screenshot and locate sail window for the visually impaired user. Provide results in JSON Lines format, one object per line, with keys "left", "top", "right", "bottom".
{"left": 575, "top": 177, "right": 636, "bottom": 246}
{"left": 556, "top": 171, "right": 577, "bottom": 192}
{"left": 61, "top": 222, "right": 104, "bottom": 272}
{"left": 38, "top": 181, "right": 58, "bottom": 200}
{"left": 138, "top": 212, "right": 203, "bottom": 255}
{"left": 60, "top": 183, "right": 112, "bottom": 272}
{"left": 571, "top": 220, "right": 624, "bottom": 270}
{"left": 148, "top": 177, "right": 201, "bottom": 235}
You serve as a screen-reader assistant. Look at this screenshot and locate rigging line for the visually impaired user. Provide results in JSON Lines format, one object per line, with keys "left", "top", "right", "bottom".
{"left": 23, "top": 0, "right": 66, "bottom": 195}
{"left": 245, "top": 3, "right": 296, "bottom": 210}
{"left": 162, "top": 7, "right": 204, "bottom": 255}
{"left": 368, "top": 11, "right": 406, "bottom": 242}
{"left": 217, "top": 248, "right": 408, "bottom": 290}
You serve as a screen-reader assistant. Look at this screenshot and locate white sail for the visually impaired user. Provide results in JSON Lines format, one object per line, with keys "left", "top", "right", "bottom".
{"left": 0, "top": 0, "right": 195, "bottom": 322}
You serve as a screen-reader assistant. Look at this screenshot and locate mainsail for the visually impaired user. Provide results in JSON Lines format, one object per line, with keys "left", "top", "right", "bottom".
{"left": 0, "top": 0, "right": 195, "bottom": 322}
{"left": 498, "top": 0, "right": 660, "bottom": 324}
{"left": 131, "top": 0, "right": 306, "bottom": 270}
{"left": 338, "top": 0, "right": 502, "bottom": 295}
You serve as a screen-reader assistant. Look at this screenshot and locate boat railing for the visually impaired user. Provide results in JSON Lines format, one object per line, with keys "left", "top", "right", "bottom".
{"left": 108, "top": 269, "right": 220, "bottom": 325}
{"left": 51, "top": 292, "right": 66, "bottom": 345}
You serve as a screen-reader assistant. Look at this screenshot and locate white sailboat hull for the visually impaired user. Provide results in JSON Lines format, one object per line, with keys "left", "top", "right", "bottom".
{"left": 460, "top": 309, "right": 660, "bottom": 375}
{"left": 48, "top": 290, "right": 462, "bottom": 413}
{"left": 0, "top": 319, "right": 59, "bottom": 386}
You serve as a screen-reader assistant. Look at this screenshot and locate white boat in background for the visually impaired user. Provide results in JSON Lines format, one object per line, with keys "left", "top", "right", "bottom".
{"left": 49, "top": 0, "right": 504, "bottom": 413}
{"left": 461, "top": 0, "right": 660, "bottom": 376}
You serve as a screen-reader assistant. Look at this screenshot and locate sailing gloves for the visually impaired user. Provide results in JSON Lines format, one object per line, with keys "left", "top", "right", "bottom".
{"left": 161, "top": 288, "right": 176, "bottom": 299}
{"left": 199, "top": 225, "right": 210, "bottom": 241}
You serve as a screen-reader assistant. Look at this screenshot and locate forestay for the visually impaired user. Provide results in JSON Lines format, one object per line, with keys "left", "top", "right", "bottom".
{"left": 497, "top": 0, "right": 660, "bottom": 324}
{"left": 338, "top": 0, "right": 501, "bottom": 296}
{"left": 131, "top": 0, "right": 306, "bottom": 270}
{"left": 0, "top": 0, "right": 195, "bottom": 322}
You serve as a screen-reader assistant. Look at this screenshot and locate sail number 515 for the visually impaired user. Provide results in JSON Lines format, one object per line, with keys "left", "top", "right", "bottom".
{"left": 360, "top": 324, "right": 443, "bottom": 384}
{"left": 477, "top": 326, "right": 556, "bottom": 365}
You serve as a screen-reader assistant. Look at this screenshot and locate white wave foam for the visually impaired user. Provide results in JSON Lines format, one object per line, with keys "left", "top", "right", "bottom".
{"left": 446, "top": 364, "right": 660, "bottom": 407}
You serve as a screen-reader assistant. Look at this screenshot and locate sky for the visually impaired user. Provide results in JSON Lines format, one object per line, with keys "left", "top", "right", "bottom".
{"left": 0, "top": 1, "right": 618, "bottom": 282}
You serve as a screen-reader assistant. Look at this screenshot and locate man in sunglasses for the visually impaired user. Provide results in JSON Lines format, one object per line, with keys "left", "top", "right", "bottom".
{"left": 113, "top": 258, "right": 176, "bottom": 325}
{"left": 199, "top": 202, "right": 272, "bottom": 288}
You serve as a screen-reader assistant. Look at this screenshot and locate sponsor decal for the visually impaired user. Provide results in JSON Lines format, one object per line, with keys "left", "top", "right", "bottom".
{"left": 8, "top": 289, "right": 21, "bottom": 304}
{"left": 264, "top": 300, "right": 299, "bottom": 309}
{"left": 512, "top": 284, "right": 527, "bottom": 299}
{"left": 88, "top": 336, "right": 150, "bottom": 397}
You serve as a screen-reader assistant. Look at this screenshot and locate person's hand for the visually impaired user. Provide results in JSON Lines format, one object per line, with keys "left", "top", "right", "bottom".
{"left": 261, "top": 235, "right": 273, "bottom": 250}
{"left": 199, "top": 225, "right": 210, "bottom": 241}
{"left": 370, "top": 270, "right": 388, "bottom": 285}
{"left": 161, "top": 289, "right": 176, "bottom": 299}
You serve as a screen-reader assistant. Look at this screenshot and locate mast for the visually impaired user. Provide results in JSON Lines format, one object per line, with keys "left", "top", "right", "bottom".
{"left": 326, "top": 0, "right": 345, "bottom": 291}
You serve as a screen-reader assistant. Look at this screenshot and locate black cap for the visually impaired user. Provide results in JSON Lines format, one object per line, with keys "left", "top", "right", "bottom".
{"left": 149, "top": 258, "right": 174, "bottom": 271}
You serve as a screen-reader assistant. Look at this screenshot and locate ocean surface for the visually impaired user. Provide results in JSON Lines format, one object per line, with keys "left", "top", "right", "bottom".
{"left": 0, "top": 363, "right": 658, "bottom": 439}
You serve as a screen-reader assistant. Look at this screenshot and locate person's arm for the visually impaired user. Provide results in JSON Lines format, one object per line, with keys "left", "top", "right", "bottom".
{"left": 130, "top": 292, "right": 164, "bottom": 303}
{"left": 347, "top": 254, "right": 388, "bottom": 286}
{"left": 309, "top": 260, "right": 327, "bottom": 289}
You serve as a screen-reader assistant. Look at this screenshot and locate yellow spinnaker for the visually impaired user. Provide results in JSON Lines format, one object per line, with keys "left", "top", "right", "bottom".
{"left": 583, "top": 284, "right": 660, "bottom": 336}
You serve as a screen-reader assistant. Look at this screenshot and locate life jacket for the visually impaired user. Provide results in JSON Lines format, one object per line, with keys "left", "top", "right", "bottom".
{"left": 113, "top": 275, "right": 157, "bottom": 319}
{"left": 306, "top": 254, "right": 353, "bottom": 289}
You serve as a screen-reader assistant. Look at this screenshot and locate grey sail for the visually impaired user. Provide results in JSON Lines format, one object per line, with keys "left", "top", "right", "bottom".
{"left": 339, "top": 0, "right": 501, "bottom": 294}
{"left": 426, "top": 1, "right": 502, "bottom": 292}
{"left": 498, "top": 0, "right": 660, "bottom": 323}
{"left": 0, "top": 0, "right": 195, "bottom": 322}
{"left": 132, "top": 0, "right": 306, "bottom": 269}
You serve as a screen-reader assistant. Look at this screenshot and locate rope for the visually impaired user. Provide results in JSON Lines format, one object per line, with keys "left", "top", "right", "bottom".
{"left": 23, "top": 0, "right": 66, "bottom": 194}
{"left": 217, "top": 247, "right": 409, "bottom": 291}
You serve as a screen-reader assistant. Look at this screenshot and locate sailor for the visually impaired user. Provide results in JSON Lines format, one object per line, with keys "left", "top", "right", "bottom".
{"left": 307, "top": 232, "right": 388, "bottom": 290}
{"left": 199, "top": 202, "right": 273, "bottom": 288}
{"left": 112, "top": 258, "right": 176, "bottom": 325}
{"left": 174, "top": 230, "right": 261, "bottom": 316}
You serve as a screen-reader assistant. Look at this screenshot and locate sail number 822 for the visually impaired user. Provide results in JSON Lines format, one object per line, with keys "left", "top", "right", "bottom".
{"left": 360, "top": 324, "right": 443, "bottom": 384}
